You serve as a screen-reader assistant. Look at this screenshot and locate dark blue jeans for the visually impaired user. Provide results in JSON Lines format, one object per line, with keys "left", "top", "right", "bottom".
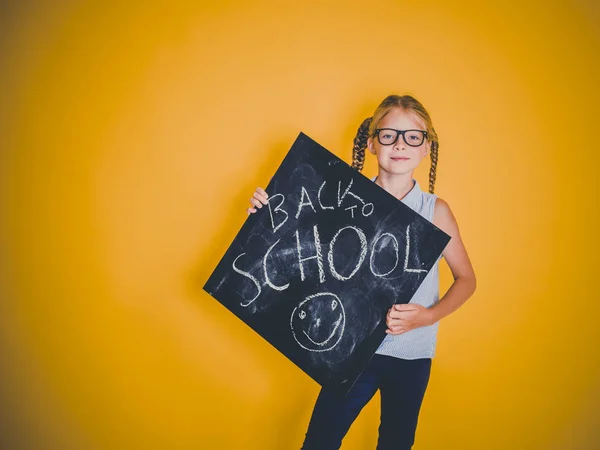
{"left": 300, "top": 354, "right": 432, "bottom": 450}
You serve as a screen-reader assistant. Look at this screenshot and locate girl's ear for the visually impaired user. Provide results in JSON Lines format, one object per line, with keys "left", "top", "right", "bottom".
{"left": 367, "top": 136, "right": 376, "bottom": 155}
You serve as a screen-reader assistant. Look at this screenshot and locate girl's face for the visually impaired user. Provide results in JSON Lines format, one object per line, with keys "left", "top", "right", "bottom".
{"left": 367, "top": 108, "right": 430, "bottom": 176}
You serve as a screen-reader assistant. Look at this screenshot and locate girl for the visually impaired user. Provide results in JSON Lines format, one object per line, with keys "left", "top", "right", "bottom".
{"left": 247, "top": 94, "right": 476, "bottom": 449}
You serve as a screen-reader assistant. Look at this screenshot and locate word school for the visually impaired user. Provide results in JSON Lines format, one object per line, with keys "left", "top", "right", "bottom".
{"left": 233, "top": 178, "right": 428, "bottom": 307}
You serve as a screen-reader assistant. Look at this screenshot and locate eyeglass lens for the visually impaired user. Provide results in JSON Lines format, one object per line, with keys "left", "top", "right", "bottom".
{"left": 378, "top": 129, "right": 425, "bottom": 146}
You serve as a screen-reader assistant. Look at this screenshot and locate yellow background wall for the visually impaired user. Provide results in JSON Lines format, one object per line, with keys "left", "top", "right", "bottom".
{"left": 1, "top": 1, "right": 598, "bottom": 448}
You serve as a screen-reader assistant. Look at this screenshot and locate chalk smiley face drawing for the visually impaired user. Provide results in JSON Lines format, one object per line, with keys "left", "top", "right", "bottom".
{"left": 290, "top": 292, "right": 346, "bottom": 352}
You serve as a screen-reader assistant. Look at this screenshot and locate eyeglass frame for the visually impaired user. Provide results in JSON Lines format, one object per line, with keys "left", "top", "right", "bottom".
{"left": 373, "top": 128, "right": 429, "bottom": 147}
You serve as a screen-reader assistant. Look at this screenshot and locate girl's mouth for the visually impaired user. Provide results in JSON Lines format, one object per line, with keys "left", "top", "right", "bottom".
{"left": 391, "top": 157, "right": 409, "bottom": 161}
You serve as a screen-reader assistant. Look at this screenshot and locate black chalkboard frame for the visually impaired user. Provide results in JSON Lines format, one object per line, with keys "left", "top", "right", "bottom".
{"left": 203, "top": 132, "right": 451, "bottom": 395}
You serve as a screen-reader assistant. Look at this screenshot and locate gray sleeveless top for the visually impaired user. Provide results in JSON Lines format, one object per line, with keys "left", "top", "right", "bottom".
{"left": 370, "top": 176, "right": 442, "bottom": 359}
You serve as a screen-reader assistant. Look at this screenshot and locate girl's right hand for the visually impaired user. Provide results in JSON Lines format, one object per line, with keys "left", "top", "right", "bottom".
{"left": 247, "top": 187, "right": 269, "bottom": 214}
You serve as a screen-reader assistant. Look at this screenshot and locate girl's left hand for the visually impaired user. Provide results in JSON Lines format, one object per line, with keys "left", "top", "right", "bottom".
{"left": 385, "top": 303, "right": 435, "bottom": 335}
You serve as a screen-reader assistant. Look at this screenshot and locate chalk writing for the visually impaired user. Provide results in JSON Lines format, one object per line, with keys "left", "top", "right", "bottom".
{"left": 203, "top": 132, "right": 450, "bottom": 393}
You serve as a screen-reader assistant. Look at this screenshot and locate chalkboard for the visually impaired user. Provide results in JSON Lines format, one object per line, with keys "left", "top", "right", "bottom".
{"left": 203, "top": 132, "right": 451, "bottom": 395}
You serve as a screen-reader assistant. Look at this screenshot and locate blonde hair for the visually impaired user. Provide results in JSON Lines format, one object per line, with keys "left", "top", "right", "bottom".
{"left": 351, "top": 94, "right": 439, "bottom": 194}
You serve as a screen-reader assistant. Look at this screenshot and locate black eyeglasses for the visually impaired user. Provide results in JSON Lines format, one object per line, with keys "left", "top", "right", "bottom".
{"left": 374, "top": 128, "right": 428, "bottom": 147}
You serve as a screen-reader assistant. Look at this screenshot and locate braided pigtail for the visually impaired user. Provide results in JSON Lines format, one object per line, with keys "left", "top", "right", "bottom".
{"left": 428, "top": 132, "right": 439, "bottom": 194}
{"left": 351, "top": 117, "right": 372, "bottom": 172}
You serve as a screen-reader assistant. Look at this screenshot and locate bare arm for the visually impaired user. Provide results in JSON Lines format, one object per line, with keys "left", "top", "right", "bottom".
{"left": 429, "top": 197, "right": 477, "bottom": 322}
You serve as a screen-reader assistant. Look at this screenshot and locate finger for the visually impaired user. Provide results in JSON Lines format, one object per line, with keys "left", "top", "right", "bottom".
{"left": 388, "top": 310, "right": 403, "bottom": 319}
{"left": 395, "top": 303, "right": 416, "bottom": 311}
{"left": 389, "top": 322, "right": 404, "bottom": 331}
{"left": 254, "top": 192, "right": 268, "bottom": 205}
{"left": 257, "top": 187, "right": 269, "bottom": 198}
{"left": 247, "top": 207, "right": 256, "bottom": 214}
{"left": 250, "top": 198, "right": 263, "bottom": 208}
{"left": 253, "top": 191, "right": 268, "bottom": 205}
{"left": 388, "top": 321, "right": 402, "bottom": 330}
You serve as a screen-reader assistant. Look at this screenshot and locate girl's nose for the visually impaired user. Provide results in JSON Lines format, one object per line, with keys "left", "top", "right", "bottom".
{"left": 393, "top": 137, "right": 407, "bottom": 150}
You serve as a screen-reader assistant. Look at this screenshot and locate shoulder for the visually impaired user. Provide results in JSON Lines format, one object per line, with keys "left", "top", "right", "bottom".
{"left": 433, "top": 196, "right": 449, "bottom": 214}
{"left": 432, "top": 197, "right": 459, "bottom": 236}
{"left": 432, "top": 196, "right": 477, "bottom": 283}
